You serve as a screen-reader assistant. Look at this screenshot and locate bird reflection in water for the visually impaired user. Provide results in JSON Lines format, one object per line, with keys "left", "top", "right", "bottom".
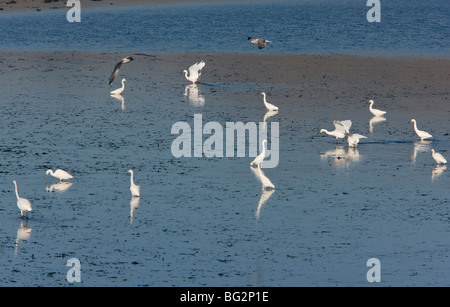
{"left": 431, "top": 165, "right": 446, "bottom": 182}
{"left": 14, "top": 220, "right": 32, "bottom": 256}
{"left": 320, "top": 146, "right": 361, "bottom": 169}
{"left": 369, "top": 115, "right": 386, "bottom": 133}
{"left": 411, "top": 140, "right": 431, "bottom": 164}
{"left": 250, "top": 166, "right": 275, "bottom": 219}
{"left": 130, "top": 196, "right": 140, "bottom": 224}
{"left": 46, "top": 181, "right": 73, "bottom": 193}
{"left": 111, "top": 93, "right": 126, "bottom": 111}
{"left": 184, "top": 84, "right": 205, "bottom": 107}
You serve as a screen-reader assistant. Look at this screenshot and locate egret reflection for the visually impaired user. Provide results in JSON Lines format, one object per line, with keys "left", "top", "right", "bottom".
{"left": 14, "top": 220, "right": 32, "bottom": 256}
{"left": 255, "top": 189, "right": 275, "bottom": 219}
{"left": 369, "top": 116, "right": 386, "bottom": 133}
{"left": 130, "top": 196, "right": 140, "bottom": 224}
{"left": 263, "top": 110, "right": 278, "bottom": 131}
{"left": 184, "top": 84, "right": 205, "bottom": 107}
{"left": 412, "top": 140, "right": 431, "bottom": 163}
{"left": 320, "top": 146, "right": 361, "bottom": 169}
{"left": 111, "top": 93, "right": 126, "bottom": 111}
{"left": 46, "top": 181, "right": 73, "bottom": 193}
{"left": 251, "top": 164, "right": 275, "bottom": 191}
{"left": 432, "top": 165, "right": 446, "bottom": 182}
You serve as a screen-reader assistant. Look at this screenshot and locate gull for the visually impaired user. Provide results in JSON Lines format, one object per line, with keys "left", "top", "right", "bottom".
{"left": 410, "top": 119, "right": 432, "bottom": 141}
{"left": 248, "top": 36, "right": 271, "bottom": 49}
{"left": 345, "top": 132, "right": 367, "bottom": 147}
{"left": 431, "top": 149, "right": 447, "bottom": 165}
{"left": 109, "top": 56, "right": 133, "bottom": 85}
{"left": 368, "top": 100, "right": 386, "bottom": 117}
{"left": 111, "top": 78, "right": 126, "bottom": 95}
{"left": 128, "top": 170, "right": 140, "bottom": 197}
{"left": 320, "top": 120, "right": 352, "bottom": 142}
{"left": 250, "top": 139, "right": 268, "bottom": 167}
{"left": 182, "top": 60, "right": 205, "bottom": 84}
{"left": 13, "top": 181, "right": 32, "bottom": 219}
{"left": 261, "top": 92, "right": 278, "bottom": 111}
{"left": 108, "top": 53, "right": 154, "bottom": 85}
{"left": 46, "top": 169, "right": 73, "bottom": 182}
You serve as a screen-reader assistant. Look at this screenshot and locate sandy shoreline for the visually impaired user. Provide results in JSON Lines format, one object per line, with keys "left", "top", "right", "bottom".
{"left": 1, "top": 50, "right": 447, "bottom": 106}
{"left": 0, "top": 0, "right": 250, "bottom": 13}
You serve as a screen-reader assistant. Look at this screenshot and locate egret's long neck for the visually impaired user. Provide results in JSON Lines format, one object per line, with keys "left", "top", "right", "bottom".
{"left": 121, "top": 80, "right": 125, "bottom": 89}
{"left": 369, "top": 102, "right": 374, "bottom": 111}
{"left": 413, "top": 121, "right": 419, "bottom": 133}
{"left": 14, "top": 182, "right": 19, "bottom": 200}
{"left": 262, "top": 94, "right": 268, "bottom": 106}
{"left": 130, "top": 172, "right": 134, "bottom": 185}
{"left": 261, "top": 142, "right": 267, "bottom": 157}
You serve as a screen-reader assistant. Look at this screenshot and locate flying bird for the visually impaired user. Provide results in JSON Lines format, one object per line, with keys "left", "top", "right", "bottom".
{"left": 109, "top": 56, "right": 133, "bottom": 85}
{"left": 108, "top": 53, "right": 155, "bottom": 85}
{"left": 248, "top": 36, "right": 271, "bottom": 49}
{"left": 182, "top": 61, "right": 206, "bottom": 84}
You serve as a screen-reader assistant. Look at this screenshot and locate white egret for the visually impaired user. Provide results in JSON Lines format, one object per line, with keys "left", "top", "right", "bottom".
{"left": 320, "top": 120, "right": 352, "bottom": 141}
{"left": 128, "top": 170, "right": 140, "bottom": 197}
{"left": 431, "top": 149, "right": 447, "bottom": 165}
{"left": 345, "top": 133, "right": 367, "bottom": 147}
{"left": 410, "top": 119, "right": 432, "bottom": 141}
{"left": 248, "top": 36, "right": 271, "bottom": 49}
{"left": 110, "top": 78, "right": 126, "bottom": 95}
{"left": 13, "top": 181, "right": 32, "bottom": 219}
{"left": 46, "top": 169, "right": 73, "bottom": 182}
{"left": 368, "top": 100, "right": 386, "bottom": 117}
{"left": 261, "top": 92, "right": 278, "bottom": 111}
{"left": 250, "top": 139, "right": 268, "bottom": 167}
{"left": 109, "top": 56, "right": 133, "bottom": 85}
{"left": 182, "top": 61, "right": 205, "bottom": 84}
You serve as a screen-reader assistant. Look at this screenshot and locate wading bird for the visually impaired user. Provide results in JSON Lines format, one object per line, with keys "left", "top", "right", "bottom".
{"left": 431, "top": 149, "right": 447, "bottom": 165}
{"left": 250, "top": 139, "right": 268, "bottom": 167}
{"left": 110, "top": 78, "right": 126, "bottom": 95}
{"left": 410, "top": 119, "right": 432, "bottom": 141}
{"left": 182, "top": 61, "right": 205, "bottom": 84}
{"left": 261, "top": 92, "right": 278, "bottom": 111}
{"left": 13, "top": 181, "right": 32, "bottom": 219}
{"left": 368, "top": 99, "right": 386, "bottom": 117}
{"left": 128, "top": 170, "right": 141, "bottom": 197}
{"left": 46, "top": 169, "right": 73, "bottom": 182}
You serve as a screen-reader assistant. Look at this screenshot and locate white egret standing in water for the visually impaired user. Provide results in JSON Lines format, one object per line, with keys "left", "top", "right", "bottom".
{"left": 431, "top": 149, "right": 447, "bottom": 165}
{"left": 410, "top": 119, "right": 432, "bottom": 141}
{"left": 368, "top": 100, "right": 386, "bottom": 117}
{"left": 111, "top": 78, "right": 126, "bottom": 95}
{"left": 128, "top": 170, "right": 141, "bottom": 197}
{"left": 261, "top": 92, "right": 278, "bottom": 111}
{"left": 182, "top": 61, "right": 205, "bottom": 84}
{"left": 13, "top": 181, "right": 32, "bottom": 219}
{"left": 46, "top": 169, "right": 73, "bottom": 182}
{"left": 250, "top": 139, "right": 268, "bottom": 167}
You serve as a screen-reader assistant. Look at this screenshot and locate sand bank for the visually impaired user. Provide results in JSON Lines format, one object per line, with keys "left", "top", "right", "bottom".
{"left": 0, "top": 0, "right": 252, "bottom": 13}
{"left": 2, "top": 50, "right": 447, "bottom": 107}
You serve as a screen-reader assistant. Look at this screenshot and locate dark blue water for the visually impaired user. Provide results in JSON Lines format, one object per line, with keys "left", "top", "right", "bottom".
{"left": 0, "top": 0, "right": 449, "bottom": 56}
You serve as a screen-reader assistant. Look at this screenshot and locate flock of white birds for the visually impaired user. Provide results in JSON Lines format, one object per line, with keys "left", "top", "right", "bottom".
{"left": 11, "top": 37, "right": 447, "bottom": 219}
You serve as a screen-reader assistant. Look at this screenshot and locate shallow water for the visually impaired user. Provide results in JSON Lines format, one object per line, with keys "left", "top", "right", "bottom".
{"left": 0, "top": 0, "right": 449, "bottom": 56}
{"left": 0, "top": 55, "right": 449, "bottom": 286}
